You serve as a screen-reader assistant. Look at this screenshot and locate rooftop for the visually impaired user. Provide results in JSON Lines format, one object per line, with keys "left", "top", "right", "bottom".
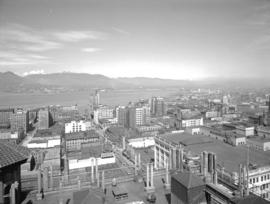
{"left": 172, "top": 171, "right": 205, "bottom": 189}
{"left": 158, "top": 132, "right": 270, "bottom": 173}
{"left": 247, "top": 136, "right": 270, "bottom": 143}
{"left": 231, "top": 194, "right": 270, "bottom": 204}
{"left": 23, "top": 174, "right": 170, "bottom": 204}
{"left": 0, "top": 141, "right": 28, "bottom": 168}
{"left": 65, "top": 130, "right": 99, "bottom": 140}
{"left": 186, "top": 139, "right": 270, "bottom": 172}
{"left": 157, "top": 132, "right": 213, "bottom": 147}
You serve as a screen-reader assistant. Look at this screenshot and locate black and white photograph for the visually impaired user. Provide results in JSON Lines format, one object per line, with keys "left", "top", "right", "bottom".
{"left": 1, "top": 0, "right": 270, "bottom": 203}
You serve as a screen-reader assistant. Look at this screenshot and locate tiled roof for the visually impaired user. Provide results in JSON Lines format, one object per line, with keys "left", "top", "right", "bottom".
{"left": 3, "top": 141, "right": 31, "bottom": 157}
{"left": 0, "top": 142, "right": 28, "bottom": 168}
{"left": 172, "top": 172, "right": 205, "bottom": 189}
{"left": 231, "top": 194, "right": 270, "bottom": 204}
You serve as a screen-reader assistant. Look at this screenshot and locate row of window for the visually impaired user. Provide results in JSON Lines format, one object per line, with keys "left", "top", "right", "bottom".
{"left": 250, "top": 174, "right": 270, "bottom": 184}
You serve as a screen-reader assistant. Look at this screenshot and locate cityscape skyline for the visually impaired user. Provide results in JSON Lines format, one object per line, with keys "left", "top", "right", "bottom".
{"left": 1, "top": 0, "right": 270, "bottom": 80}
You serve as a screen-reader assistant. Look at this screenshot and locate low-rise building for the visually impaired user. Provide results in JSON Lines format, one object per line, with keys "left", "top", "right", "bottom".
{"left": 127, "top": 137, "right": 155, "bottom": 148}
{"left": 0, "top": 129, "right": 25, "bottom": 144}
{"left": 65, "top": 120, "right": 92, "bottom": 133}
{"left": 235, "top": 124, "right": 255, "bottom": 137}
{"left": 68, "top": 152, "right": 116, "bottom": 170}
{"left": 227, "top": 133, "right": 246, "bottom": 146}
{"left": 257, "top": 126, "right": 270, "bottom": 139}
{"left": 27, "top": 136, "right": 61, "bottom": 149}
{"left": 65, "top": 130, "right": 100, "bottom": 152}
{"left": 248, "top": 166, "right": 270, "bottom": 199}
{"left": 181, "top": 116, "right": 203, "bottom": 128}
{"left": 247, "top": 137, "right": 270, "bottom": 151}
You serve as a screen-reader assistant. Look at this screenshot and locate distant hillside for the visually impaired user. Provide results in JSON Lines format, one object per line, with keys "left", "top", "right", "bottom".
{"left": 1, "top": 71, "right": 268, "bottom": 93}
{"left": 25, "top": 72, "right": 129, "bottom": 89}
{"left": 0, "top": 72, "right": 26, "bottom": 92}
{"left": 116, "top": 77, "right": 191, "bottom": 88}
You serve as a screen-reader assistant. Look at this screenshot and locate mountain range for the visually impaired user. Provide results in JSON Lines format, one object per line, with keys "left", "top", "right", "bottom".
{"left": 0, "top": 71, "right": 268, "bottom": 93}
{"left": 0, "top": 72, "right": 191, "bottom": 93}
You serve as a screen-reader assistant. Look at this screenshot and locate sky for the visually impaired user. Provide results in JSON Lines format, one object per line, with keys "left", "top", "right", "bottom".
{"left": 0, "top": 0, "right": 270, "bottom": 80}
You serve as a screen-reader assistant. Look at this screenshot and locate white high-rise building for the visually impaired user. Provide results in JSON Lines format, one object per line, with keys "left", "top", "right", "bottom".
{"left": 93, "top": 106, "right": 114, "bottom": 124}
{"left": 65, "top": 120, "right": 92, "bottom": 133}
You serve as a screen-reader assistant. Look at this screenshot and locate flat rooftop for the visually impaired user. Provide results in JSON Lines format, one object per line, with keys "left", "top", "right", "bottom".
{"left": 248, "top": 136, "right": 270, "bottom": 143}
{"left": 158, "top": 132, "right": 270, "bottom": 173}
{"left": 23, "top": 174, "right": 170, "bottom": 204}
{"left": 65, "top": 130, "right": 99, "bottom": 140}
{"left": 186, "top": 139, "right": 270, "bottom": 172}
{"left": 157, "top": 132, "right": 213, "bottom": 146}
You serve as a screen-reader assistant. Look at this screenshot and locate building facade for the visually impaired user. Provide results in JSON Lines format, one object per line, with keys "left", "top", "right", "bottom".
{"left": 93, "top": 106, "right": 114, "bottom": 124}
{"left": 38, "top": 109, "right": 50, "bottom": 130}
{"left": 10, "top": 109, "right": 29, "bottom": 133}
{"left": 65, "top": 120, "right": 92, "bottom": 133}
{"left": 0, "top": 108, "right": 14, "bottom": 129}
{"left": 182, "top": 117, "right": 203, "bottom": 128}
{"left": 116, "top": 106, "right": 127, "bottom": 127}
{"left": 150, "top": 97, "right": 166, "bottom": 117}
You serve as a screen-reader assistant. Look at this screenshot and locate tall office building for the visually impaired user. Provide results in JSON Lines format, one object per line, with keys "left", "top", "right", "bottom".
{"left": 127, "top": 105, "right": 150, "bottom": 129}
{"left": 116, "top": 106, "right": 128, "bottom": 127}
{"left": 93, "top": 90, "right": 100, "bottom": 108}
{"left": 10, "top": 109, "right": 29, "bottom": 133}
{"left": 38, "top": 109, "right": 50, "bottom": 130}
{"left": 0, "top": 108, "right": 14, "bottom": 128}
{"left": 93, "top": 106, "right": 114, "bottom": 124}
{"left": 150, "top": 97, "right": 166, "bottom": 117}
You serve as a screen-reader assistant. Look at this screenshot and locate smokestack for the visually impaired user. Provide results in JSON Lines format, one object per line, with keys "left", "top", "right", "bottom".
{"left": 213, "top": 154, "right": 217, "bottom": 184}
{"left": 179, "top": 148, "right": 183, "bottom": 172}
{"left": 146, "top": 164, "right": 150, "bottom": 188}
{"left": 91, "top": 159, "right": 95, "bottom": 183}
{"left": 49, "top": 166, "right": 53, "bottom": 190}
{"left": 239, "top": 164, "right": 243, "bottom": 197}
{"left": 122, "top": 136, "right": 126, "bottom": 150}
{"left": 204, "top": 151, "right": 208, "bottom": 177}
{"left": 246, "top": 145, "right": 250, "bottom": 196}
{"left": 37, "top": 169, "right": 42, "bottom": 194}
{"left": 242, "top": 165, "right": 247, "bottom": 197}
{"left": 208, "top": 152, "right": 213, "bottom": 174}
{"left": 43, "top": 167, "right": 49, "bottom": 191}
{"left": 200, "top": 152, "right": 204, "bottom": 175}
{"left": 150, "top": 163, "right": 154, "bottom": 188}
{"left": 246, "top": 165, "right": 249, "bottom": 196}
{"left": 102, "top": 171, "right": 105, "bottom": 191}
{"left": 135, "top": 154, "right": 138, "bottom": 176}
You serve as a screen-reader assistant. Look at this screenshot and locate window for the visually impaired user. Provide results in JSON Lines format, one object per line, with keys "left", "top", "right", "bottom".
{"left": 262, "top": 176, "right": 264, "bottom": 182}
{"left": 257, "top": 177, "right": 259, "bottom": 182}
{"left": 253, "top": 178, "right": 255, "bottom": 183}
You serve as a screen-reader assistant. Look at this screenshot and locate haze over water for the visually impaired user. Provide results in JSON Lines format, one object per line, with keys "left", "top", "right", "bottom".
{"left": 0, "top": 89, "right": 177, "bottom": 109}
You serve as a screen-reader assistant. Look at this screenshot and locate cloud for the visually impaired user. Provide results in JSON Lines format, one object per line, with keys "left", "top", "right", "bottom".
{"left": 0, "top": 51, "right": 51, "bottom": 66}
{"left": 82, "top": 48, "right": 102, "bottom": 52}
{"left": 23, "top": 69, "right": 45, "bottom": 76}
{"left": 0, "top": 24, "right": 62, "bottom": 52}
{"left": 53, "top": 31, "right": 107, "bottom": 42}
{"left": 0, "top": 24, "right": 107, "bottom": 66}
{"left": 112, "top": 27, "right": 130, "bottom": 35}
